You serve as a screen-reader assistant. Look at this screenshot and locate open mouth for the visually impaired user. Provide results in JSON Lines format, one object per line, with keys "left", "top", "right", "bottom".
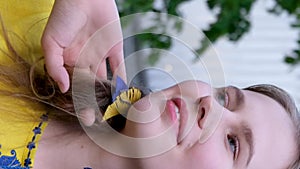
{"left": 166, "top": 98, "right": 188, "bottom": 144}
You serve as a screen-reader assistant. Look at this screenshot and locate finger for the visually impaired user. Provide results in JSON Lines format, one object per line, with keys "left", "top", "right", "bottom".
{"left": 51, "top": 66, "right": 69, "bottom": 93}
{"left": 42, "top": 36, "right": 70, "bottom": 93}
{"left": 92, "top": 61, "right": 107, "bottom": 80}
{"left": 79, "top": 108, "right": 95, "bottom": 127}
{"left": 108, "top": 46, "right": 127, "bottom": 82}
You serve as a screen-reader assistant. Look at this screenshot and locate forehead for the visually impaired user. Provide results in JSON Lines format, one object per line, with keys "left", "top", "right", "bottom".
{"left": 240, "top": 90, "right": 296, "bottom": 168}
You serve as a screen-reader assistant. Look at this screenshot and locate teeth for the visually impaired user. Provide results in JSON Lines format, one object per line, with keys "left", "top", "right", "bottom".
{"left": 175, "top": 105, "right": 180, "bottom": 120}
{"left": 175, "top": 105, "right": 179, "bottom": 113}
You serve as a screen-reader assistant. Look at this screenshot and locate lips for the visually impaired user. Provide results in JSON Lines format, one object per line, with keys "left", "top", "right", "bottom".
{"left": 166, "top": 98, "right": 188, "bottom": 144}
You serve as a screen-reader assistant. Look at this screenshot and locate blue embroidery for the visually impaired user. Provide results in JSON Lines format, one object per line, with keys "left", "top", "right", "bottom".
{"left": 0, "top": 114, "right": 94, "bottom": 169}
{"left": 23, "top": 114, "right": 48, "bottom": 167}
{"left": 32, "top": 127, "right": 41, "bottom": 135}
{"left": 0, "top": 150, "right": 29, "bottom": 169}
{"left": 0, "top": 114, "right": 48, "bottom": 169}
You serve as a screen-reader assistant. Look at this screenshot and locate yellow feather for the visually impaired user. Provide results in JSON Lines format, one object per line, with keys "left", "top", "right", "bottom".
{"left": 102, "top": 87, "right": 142, "bottom": 121}
{"left": 102, "top": 103, "right": 119, "bottom": 121}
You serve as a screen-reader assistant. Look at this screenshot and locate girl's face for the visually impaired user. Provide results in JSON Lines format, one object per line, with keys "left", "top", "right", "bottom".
{"left": 122, "top": 80, "right": 297, "bottom": 169}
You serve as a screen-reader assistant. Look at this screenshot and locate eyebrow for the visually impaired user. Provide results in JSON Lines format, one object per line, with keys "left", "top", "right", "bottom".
{"left": 227, "top": 86, "right": 245, "bottom": 111}
{"left": 241, "top": 123, "right": 254, "bottom": 166}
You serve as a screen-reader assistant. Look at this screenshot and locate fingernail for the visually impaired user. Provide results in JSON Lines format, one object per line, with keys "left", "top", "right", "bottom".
{"left": 58, "top": 82, "right": 67, "bottom": 93}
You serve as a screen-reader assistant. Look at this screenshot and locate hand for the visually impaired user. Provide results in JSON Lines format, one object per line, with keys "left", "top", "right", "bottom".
{"left": 42, "top": 0, "right": 126, "bottom": 93}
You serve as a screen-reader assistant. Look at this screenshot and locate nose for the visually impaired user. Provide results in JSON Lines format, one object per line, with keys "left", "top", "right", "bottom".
{"left": 198, "top": 95, "right": 224, "bottom": 143}
{"left": 198, "top": 96, "right": 212, "bottom": 129}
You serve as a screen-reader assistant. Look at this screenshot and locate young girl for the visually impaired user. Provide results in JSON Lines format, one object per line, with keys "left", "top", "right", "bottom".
{"left": 0, "top": 1, "right": 299, "bottom": 169}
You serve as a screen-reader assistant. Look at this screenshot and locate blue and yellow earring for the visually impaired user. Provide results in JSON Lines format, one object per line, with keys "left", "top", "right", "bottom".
{"left": 102, "top": 76, "right": 142, "bottom": 121}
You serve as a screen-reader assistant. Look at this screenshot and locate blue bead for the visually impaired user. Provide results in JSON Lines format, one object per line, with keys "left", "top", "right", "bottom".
{"left": 24, "top": 158, "right": 32, "bottom": 166}
{"left": 33, "top": 127, "right": 41, "bottom": 134}
{"left": 26, "top": 142, "right": 35, "bottom": 150}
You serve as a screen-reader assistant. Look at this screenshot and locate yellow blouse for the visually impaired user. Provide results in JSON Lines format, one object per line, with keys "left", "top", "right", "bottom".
{"left": 0, "top": 0, "right": 54, "bottom": 168}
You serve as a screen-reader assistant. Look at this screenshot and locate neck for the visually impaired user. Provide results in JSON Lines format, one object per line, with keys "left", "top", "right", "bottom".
{"left": 37, "top": 119, "right": 141, "bottom": 169}
{"left": 79, "top": 132, "right": 142, "bottom": 169}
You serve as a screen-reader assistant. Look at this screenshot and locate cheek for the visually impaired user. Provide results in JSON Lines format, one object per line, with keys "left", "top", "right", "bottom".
{"left": 184, "top": 137, "right": 232, "bottom": 169}
{"left": 124, "top": 92, "right": 173, "bottom": 137}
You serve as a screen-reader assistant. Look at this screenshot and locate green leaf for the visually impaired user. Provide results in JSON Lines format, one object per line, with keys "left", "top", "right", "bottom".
{"left": 147, "top": 51, "right": 161, "bottom": 66}
{"left": 284, "top": 56, "right": 296, "bottom": 64}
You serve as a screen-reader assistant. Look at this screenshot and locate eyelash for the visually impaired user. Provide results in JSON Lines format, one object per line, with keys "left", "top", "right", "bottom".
{"left": 227, "top": 134, "right": 240, "bottom": 160}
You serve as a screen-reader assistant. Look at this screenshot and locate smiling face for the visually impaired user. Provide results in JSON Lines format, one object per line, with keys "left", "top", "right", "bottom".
{"left": 121, "top": 80, "right": 297, "bottom": 169}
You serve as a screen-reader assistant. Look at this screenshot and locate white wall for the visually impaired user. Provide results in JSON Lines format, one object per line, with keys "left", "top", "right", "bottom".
{"left": 178, "top": 0, "right": 300, "bottom": 107}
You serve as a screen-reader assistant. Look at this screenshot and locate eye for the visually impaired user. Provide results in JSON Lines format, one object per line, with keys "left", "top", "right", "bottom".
{"left": 227, "top": 135, "right": 240, "bottom": 160}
